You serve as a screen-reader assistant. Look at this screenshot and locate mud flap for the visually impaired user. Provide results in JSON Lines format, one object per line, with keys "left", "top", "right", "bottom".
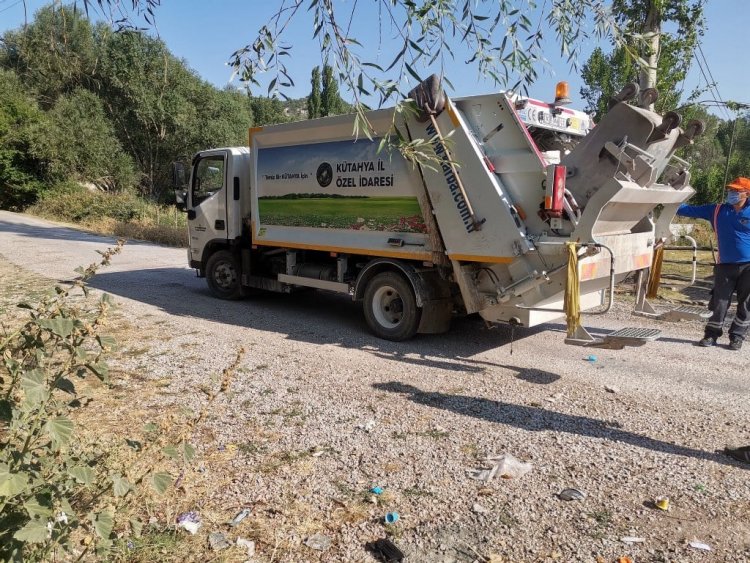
{"left": 418, "top": 299, "right": 454, "bottom": 334}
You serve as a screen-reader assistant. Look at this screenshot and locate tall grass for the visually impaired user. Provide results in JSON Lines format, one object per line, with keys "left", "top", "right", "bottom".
{"left": 28, "top": 184, "right": 188, "bottom": 247}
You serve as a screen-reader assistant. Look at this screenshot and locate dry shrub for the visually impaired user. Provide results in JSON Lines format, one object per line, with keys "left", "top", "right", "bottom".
{"left": 29, "top": 186, "right": 188, "bottom": 248}
{"left": 109, "top": 219, "right": 187, "bottom": 247}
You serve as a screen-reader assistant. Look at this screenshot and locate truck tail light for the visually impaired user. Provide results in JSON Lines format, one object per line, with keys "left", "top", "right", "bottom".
{"left": 544, "top": 165, "right": 566, "bottom": 218}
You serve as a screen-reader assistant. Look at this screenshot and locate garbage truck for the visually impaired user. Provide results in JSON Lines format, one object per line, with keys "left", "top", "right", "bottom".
{"left": 174, "top": 76, "right": 707, "bottom": 347}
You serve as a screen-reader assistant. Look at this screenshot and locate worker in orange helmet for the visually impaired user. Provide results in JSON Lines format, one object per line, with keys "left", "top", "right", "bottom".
{"left": 675, "top": 177, "right": 750, "bottom": 351}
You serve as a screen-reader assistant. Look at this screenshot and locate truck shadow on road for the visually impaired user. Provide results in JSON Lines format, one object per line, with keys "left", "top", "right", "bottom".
{"left": 87, "top": 267, "right": 549, "bottom": 372}
{"left": 372, "top": 381, "right": 745, "bottom": 468}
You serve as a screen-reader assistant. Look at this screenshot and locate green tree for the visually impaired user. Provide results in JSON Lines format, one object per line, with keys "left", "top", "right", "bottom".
{"left": 0, "top": 69, "right": 51, "bottom": 210}
{"left": 47, "top": 89, "right": 136, "bottom": 191}
{"left": 307, "top": 66, "right": 321, "bottom": 119}
{"left": 193, "top": 85, "right": 254, "bottom": 149}
{"left": 320, "top": 64, "right": 345, "bottom": 117}
{"left": 248, "top": 96, "right": 289, "bottom": 125}
{"left": 580, "top": 0, "right": 705, "bottom": 120}
{"left": 0, "top": 5, "right": 99, "bottom": 107}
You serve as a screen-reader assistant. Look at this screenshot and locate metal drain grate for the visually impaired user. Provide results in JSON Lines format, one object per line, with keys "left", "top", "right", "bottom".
{"left": 606, "top": 327, "right": 661, "bottom": 340}
{"left": 672, "top": 305, "right": 709, "bottom": 315}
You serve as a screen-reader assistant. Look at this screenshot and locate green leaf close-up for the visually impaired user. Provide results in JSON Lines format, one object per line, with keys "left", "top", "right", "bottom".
{"left": 111, "top": 474, "right": 132, "bottom": 497}
{"left": 37, "top": 318, "right": 76, "bottom": 339}
{"left": 151, "top": 472, "right": 172, "bottom": 494}
{"left": 0, "top": 464, "right": 29, "bottom": 498}
{"left": 46, "top": 416, "right": 74, "bottom": 449}
{"left": 13, "top": 518, "right": 49, "bottom": 544}
{"left": 90, "top": 507, "right": 114, "bottom": 539}
{"left": 68, "top": 465, "right": 95, "bottom": 485}
{"left": 20, "top": 368, "right": 47, "bottom": 406}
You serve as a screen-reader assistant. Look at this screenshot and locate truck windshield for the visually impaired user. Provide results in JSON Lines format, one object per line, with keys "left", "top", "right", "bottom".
{"left": 192, "top": 156, "right": 225, "bottom": 206}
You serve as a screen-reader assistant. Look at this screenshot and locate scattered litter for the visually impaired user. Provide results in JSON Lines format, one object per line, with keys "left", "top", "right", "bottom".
{"left": 357, "top": 419, "right": 377, "bottom": 432}
{"left": 585, "top": 354, "right": 597, "bottom": 362}
{"left": 621, "top": 536, "right": 645, "bottom": 544}
{"left": 176, "top": 511, "right": 201, "bottom": 535}
{"left": 365, "top": 537, "right": 404, "bottom": 562}
{"left": 655, "top": 496, "right": 670, "bottom": 511}
{"left": 604, "top": 385, "right": 619, "bottom": 393}
{"left": 468, "top": 453, "right": 533, "bottom": 481}
{"left": 311, "top": 450, "right": 325, "bottom": 458}
{"left": 305, "top": 533, "right": 331, "bottom": 551}
{"left": 617, "top": 557, "right": 633, "bottom": 563}
{"left": 384, "top": 511, "right": 400, "bottom": 524}
{"left": 228, "top": 508, "right": 251, "bottom": 527}
{"left": 558, "top": 488, "right": 586, "bottom": 501}
{"left": 371, "top": 486, "right": 384, "bottom": 495}
{"left": 545, "top": 393, "right": 563, "bottom": 404}
{"left": 208, "top": 531, "right": 230, "bottom": 551}
{"left": 688, "top": 540, "right": 712, "bottom": 551}
{"left": 236, "top": 538, "right": 256, "bottom": 557}
{"left": 472, "top": 503, "right": 489, "bottom": 514}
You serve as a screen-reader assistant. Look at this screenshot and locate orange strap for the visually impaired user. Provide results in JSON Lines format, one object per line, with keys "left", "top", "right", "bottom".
{"left": 646, "top": 242, "right": 664, "bottom": 299}
{"left": 712, "top": 204, "right": 721, "bottom": 263}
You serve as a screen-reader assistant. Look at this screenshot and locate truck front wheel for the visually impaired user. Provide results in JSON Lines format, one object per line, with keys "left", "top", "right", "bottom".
{"left": 363, "top": 272, "right": 421, "bottom": 341}
{"left": 206, "top": 250, "right": 242, "bottom": 300}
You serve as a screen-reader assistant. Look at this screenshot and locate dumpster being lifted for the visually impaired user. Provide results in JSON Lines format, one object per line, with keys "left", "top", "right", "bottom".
{"left": 175, "top": 76, "right": 705, "bottom": 347}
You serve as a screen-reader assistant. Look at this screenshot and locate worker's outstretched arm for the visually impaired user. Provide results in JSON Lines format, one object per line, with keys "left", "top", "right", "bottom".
{"left": 676, "top": 203, "right": 717, "bottom": 222}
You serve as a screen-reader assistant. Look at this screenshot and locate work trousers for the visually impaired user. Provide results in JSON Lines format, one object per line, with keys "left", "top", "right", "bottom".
{"left": 704, "top": 262, "right": 750, "bottom": 340}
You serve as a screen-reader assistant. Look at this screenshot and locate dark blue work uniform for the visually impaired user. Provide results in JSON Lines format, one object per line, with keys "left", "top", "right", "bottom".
{"left": 676, "top": 200, "right": 750, "bottom": 341}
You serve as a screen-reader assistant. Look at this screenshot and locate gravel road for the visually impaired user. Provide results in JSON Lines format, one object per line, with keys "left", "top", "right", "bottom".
{"left": 1, "top": 210, "right": 749, "bottom": 562}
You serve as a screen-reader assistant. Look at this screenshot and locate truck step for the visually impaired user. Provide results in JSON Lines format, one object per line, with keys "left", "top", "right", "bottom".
{"left": 634, "top": 304, "right": 711, "bottom": 322}
{"left": 565, "top": 326, "right": 661, "bottom": 349}
{"left": 601, "top": 327, "right": 661, "bottom": 349}
{"left": 655, "top": 305, "right": 711, "bottom": 322}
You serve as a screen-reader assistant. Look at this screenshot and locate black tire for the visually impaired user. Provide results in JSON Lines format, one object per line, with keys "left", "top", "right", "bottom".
{"left": 205, "top": 250, "right": 242, "bottom": 300}
{"left": 363, "top": 272, "right": 421, "bottom": 341}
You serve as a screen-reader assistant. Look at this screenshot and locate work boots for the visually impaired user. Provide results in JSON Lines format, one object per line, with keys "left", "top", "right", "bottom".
{"left": 698, "top": 336, "right": 716, "bottom": 347}
{"left": 729, "top": 336, "right": 743, "bottom": 351}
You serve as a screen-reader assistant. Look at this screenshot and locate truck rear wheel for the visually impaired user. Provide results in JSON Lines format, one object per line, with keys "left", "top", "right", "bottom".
{"left": 206, "top": 250, "right": 242, "bottom": 300}
{"left": 363, "top": 272, "right": 421, "bottom": 341}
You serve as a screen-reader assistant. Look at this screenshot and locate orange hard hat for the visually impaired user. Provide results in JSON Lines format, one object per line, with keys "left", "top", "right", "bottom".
{"left": 727, "top": 177, "right": 750, "bottom": 192}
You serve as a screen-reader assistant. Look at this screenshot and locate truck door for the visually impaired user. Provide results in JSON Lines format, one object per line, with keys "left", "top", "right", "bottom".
{"left": 187, "top": 150, "right": 229, "bottom": 268}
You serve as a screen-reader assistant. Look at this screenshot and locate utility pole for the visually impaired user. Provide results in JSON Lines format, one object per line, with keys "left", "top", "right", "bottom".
{"left": 639, "top": 1, "right": 661, "bottom": 111}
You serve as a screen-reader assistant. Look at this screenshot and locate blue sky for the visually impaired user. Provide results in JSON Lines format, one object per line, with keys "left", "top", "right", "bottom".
{"left": 1, "top": 0, "right": 747, "bottom": 118}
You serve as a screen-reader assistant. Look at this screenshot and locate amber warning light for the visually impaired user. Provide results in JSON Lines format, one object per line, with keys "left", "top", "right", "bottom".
{"left": 554, "top": 81, "right": 571, "bottom": 106}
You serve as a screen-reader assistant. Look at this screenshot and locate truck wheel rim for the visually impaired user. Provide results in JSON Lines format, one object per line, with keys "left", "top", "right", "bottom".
{"left": 214, "top": 262, "right": 237, "bottom": 290}
{"left": 372, "top": 285, "right": 404, "bottom": 328}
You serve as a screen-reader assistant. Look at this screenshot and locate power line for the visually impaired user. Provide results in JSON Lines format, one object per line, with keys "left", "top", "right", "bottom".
{"left": 0, "top": 0, "right": 22, "bottom": 14}
{"left": 694, "top": 43, "right": 731, "bottom": 120}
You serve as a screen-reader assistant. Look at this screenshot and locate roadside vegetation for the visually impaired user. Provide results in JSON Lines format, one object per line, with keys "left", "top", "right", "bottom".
{"left": 0, "top": 251, "right": 247, "bottom": 561}
{"left": 0, "top": 4, "right": 341, "bottom": 247}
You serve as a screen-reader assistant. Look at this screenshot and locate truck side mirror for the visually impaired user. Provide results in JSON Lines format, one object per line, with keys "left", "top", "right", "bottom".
{"left": 174, "top": 188, "right": 188, "bottom": 211}
{"left": 172, "top": 161, "right": 189, "bottom": 189}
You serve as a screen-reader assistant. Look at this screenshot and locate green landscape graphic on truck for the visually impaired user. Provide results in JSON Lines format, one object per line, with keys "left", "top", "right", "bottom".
{"left": 256, "top": 139, "right": 427, "bottom": 233}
